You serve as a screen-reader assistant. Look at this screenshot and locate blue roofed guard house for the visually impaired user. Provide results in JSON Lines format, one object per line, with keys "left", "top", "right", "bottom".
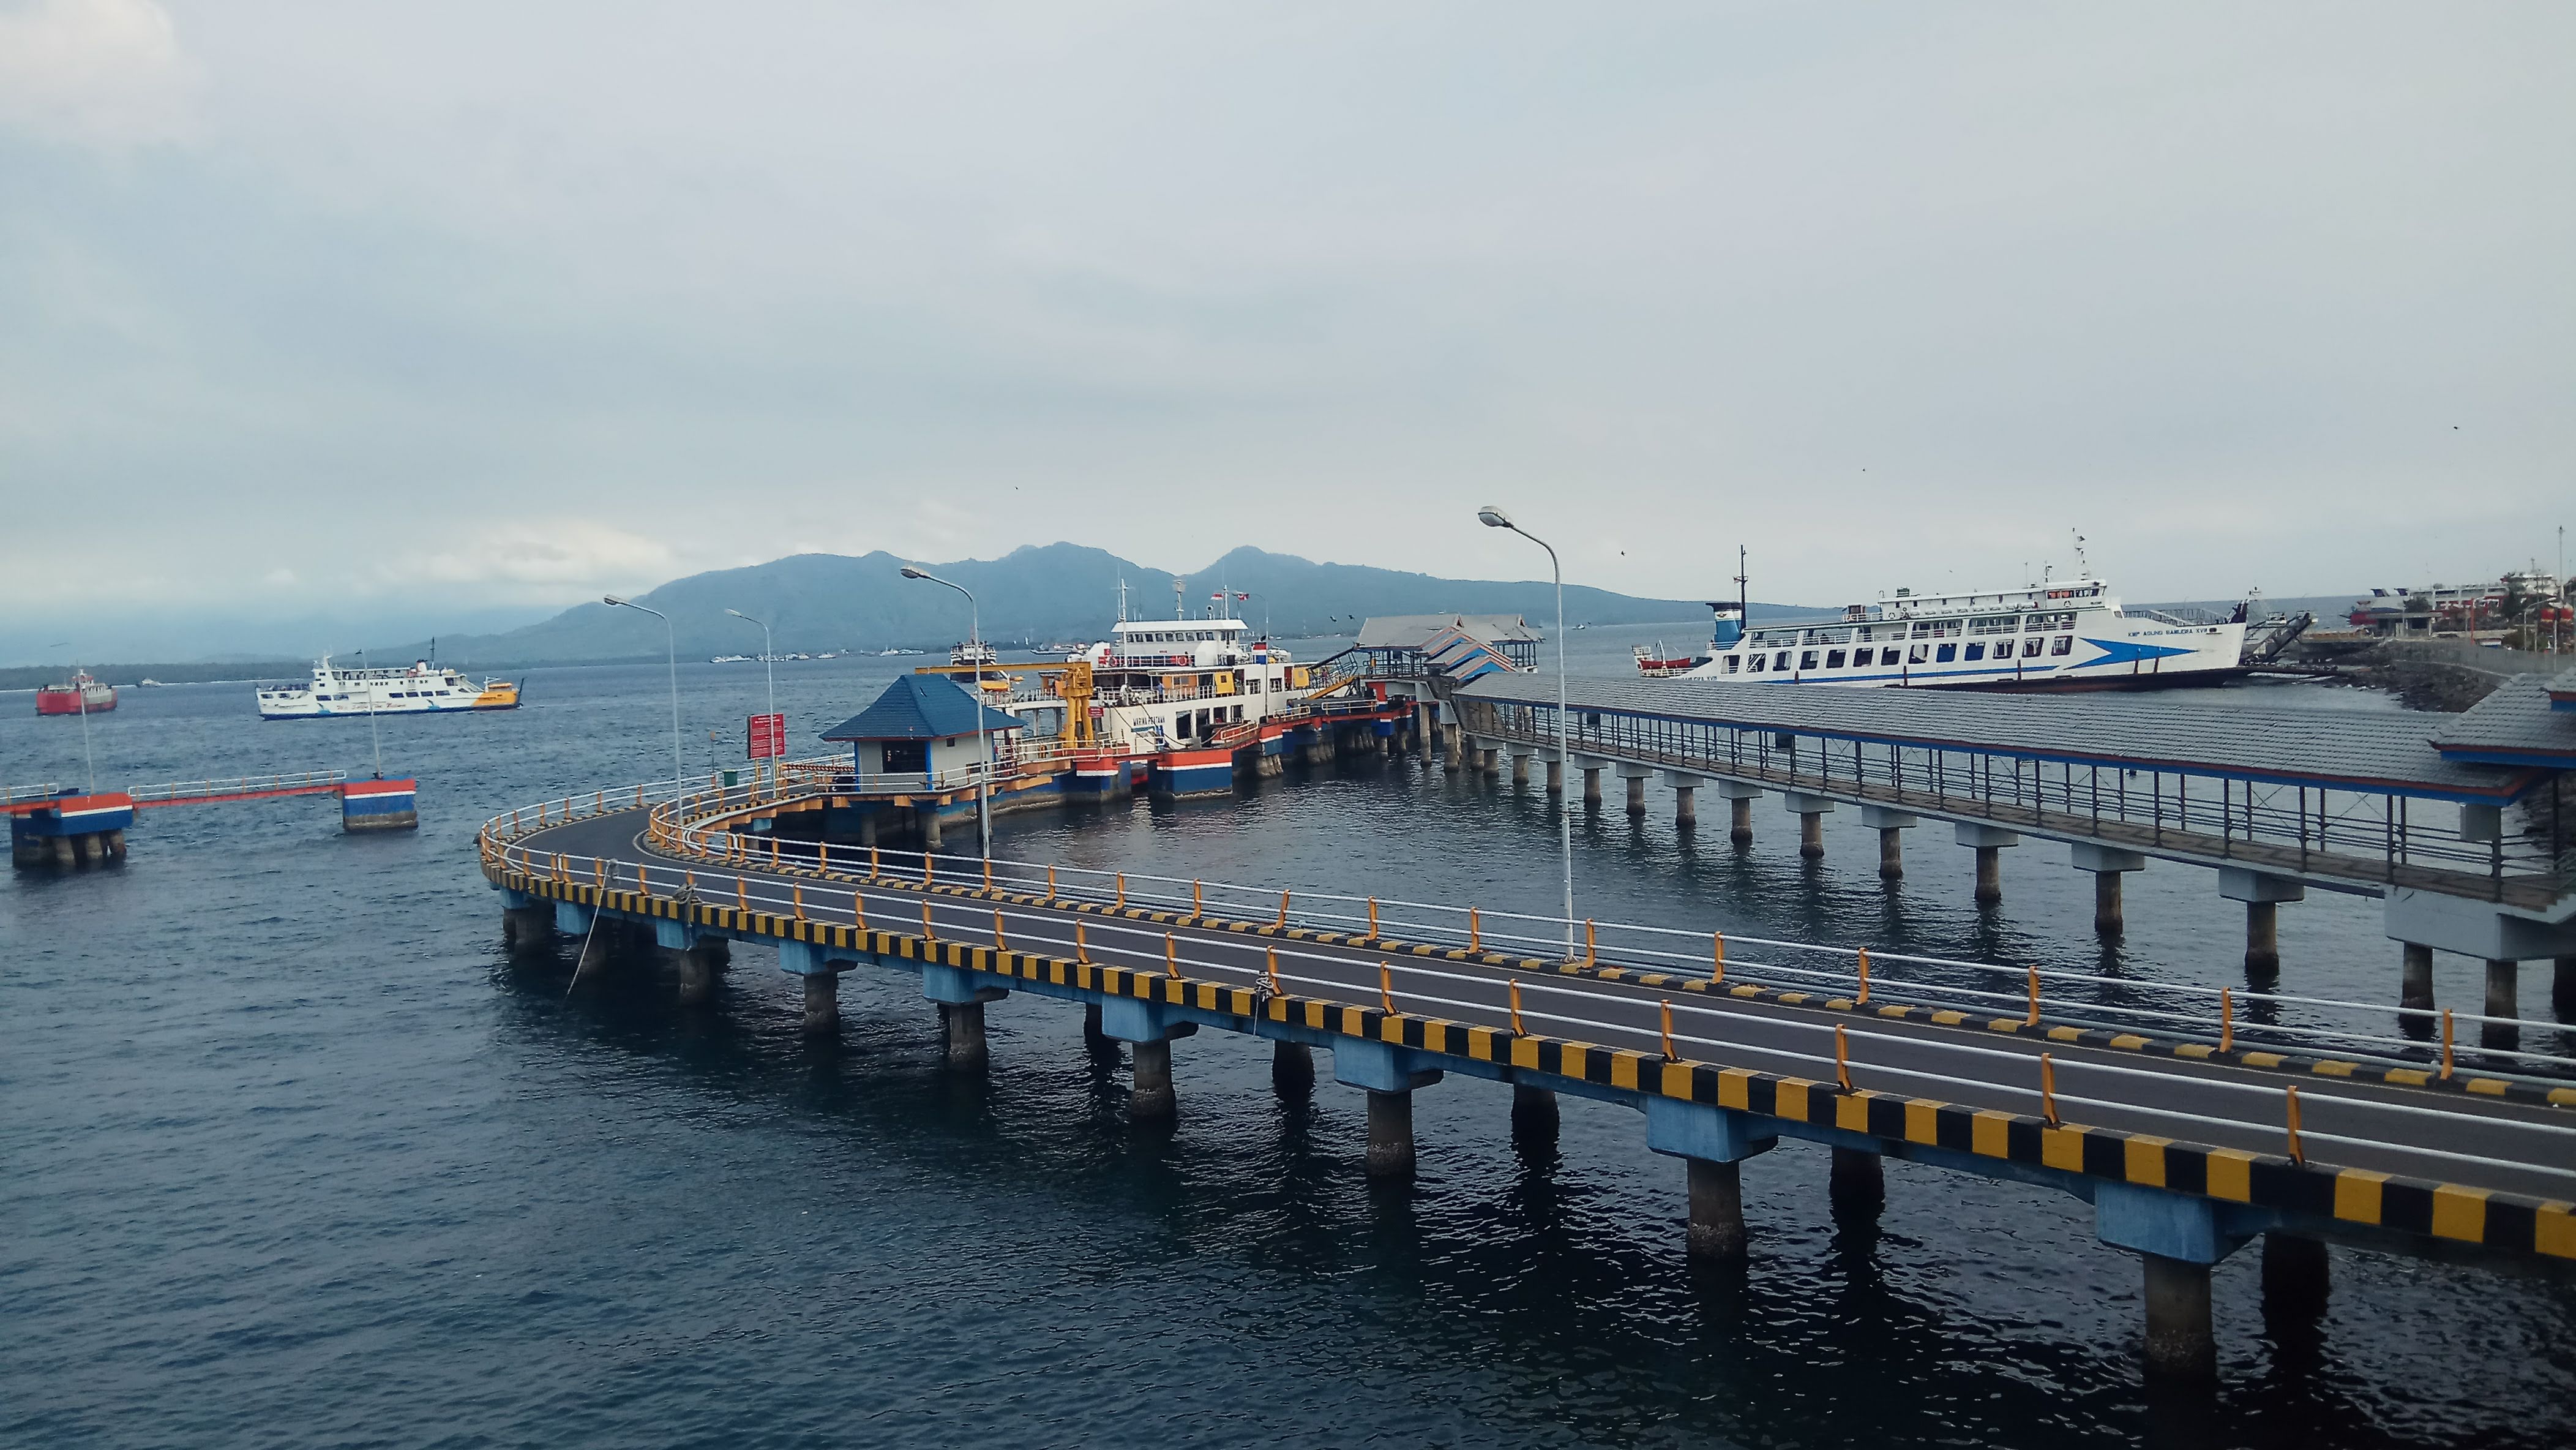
{"left": 821, "top": 674, "right": 1030, "bottom": 851}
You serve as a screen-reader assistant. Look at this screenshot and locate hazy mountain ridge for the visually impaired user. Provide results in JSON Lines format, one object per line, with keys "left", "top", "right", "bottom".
{"left": 374, "top": 544, "right": 1751, "bottom": 666}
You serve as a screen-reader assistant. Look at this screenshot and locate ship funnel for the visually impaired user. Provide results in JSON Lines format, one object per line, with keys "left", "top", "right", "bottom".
{"left": 1709, "top": 599, "right": 1744, "bottom": 649}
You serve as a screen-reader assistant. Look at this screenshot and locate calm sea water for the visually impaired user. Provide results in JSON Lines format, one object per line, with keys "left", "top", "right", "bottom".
{"left": 6, "top": 636, "right": 2572, "bottom": 1449}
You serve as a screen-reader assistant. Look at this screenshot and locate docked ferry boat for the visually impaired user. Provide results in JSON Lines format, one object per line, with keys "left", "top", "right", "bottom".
{"left": 256, "top": 658, "right": 521, "bottom": 719}
{"left": 36, "top": 669, "right": 117, "bottom": 715}
{"left": 1674, "top": 577, "right": 2247, "bottom": 691}
{"left": 1060, "top": 604, "right": 1308, "bottom": 751}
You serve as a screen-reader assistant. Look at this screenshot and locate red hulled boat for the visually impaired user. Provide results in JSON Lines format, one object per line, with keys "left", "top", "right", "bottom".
{"left": 36, "top": 669, "right": 116, "bottom": 716}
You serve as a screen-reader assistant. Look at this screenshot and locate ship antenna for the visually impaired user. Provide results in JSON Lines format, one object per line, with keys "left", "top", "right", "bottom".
{"left": 357, "top": 645, "right": 383, "bottom": 779}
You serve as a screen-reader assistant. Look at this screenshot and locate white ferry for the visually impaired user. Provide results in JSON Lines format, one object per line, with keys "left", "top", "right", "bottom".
{"left": 1676, "top": 577, "right": 2247, "bottom": 691}
{"left": 258, "top": 658, "right": 522, "bottom": 719}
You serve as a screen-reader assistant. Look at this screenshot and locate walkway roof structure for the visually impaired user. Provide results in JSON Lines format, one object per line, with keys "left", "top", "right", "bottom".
{"left": 1355, "top": 614, "right": 1541, "bottom": 649}
{"left": 2430, "top": 674, "right": 2576, "bottom": 768}
{"left": 1458, "top": 673, "right": 2552, "bottom": 803}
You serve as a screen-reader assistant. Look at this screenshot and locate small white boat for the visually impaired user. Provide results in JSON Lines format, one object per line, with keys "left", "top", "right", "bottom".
{"left": 257, "top": 658, "right": 520, "bottom": 719}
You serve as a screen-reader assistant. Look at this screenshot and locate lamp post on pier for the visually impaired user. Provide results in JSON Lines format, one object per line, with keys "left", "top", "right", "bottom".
{"left": 725, "top": 608, "right": 777, "bottom": 787}
{"left": 1477, "top": 506, "right": 1575, "bottom": 963}
{"left": 605, "top": 595, "right": 685, "bottom": 801}
{"left": 900, "top": 565, "right": 992, "bottom": 859}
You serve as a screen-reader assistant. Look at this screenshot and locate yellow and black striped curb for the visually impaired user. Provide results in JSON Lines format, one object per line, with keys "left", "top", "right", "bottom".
{"left": 496, "top": 862, "right": 2575, "bottom": 1263}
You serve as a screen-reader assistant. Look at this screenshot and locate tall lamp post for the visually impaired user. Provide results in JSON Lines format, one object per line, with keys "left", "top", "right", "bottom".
{"left": 1477, "top": 506, "right": 1574, "bottom": 961}
{"left": 725, "top": 608, "right": 776, "bottom": 787}
{"left": 900, "top": 565, "right": 992, "bottom": 859}
{"left": 605, "top": 595, "right": 686, "bottom": 800}
{"left": 47, "top": 641, "right": 96, "bottom": 794}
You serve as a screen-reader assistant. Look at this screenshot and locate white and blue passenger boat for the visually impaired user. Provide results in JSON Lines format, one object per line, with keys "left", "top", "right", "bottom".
{"left": 1674, "top": 576, "right": 2248, "bottom": 691}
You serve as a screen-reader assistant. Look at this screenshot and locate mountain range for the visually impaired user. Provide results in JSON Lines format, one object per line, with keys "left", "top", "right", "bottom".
{"left": 378, "top": 544, "right": 1746, "bottom": 667}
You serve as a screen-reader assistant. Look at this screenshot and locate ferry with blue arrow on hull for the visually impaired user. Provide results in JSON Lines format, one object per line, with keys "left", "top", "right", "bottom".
{"left": 1672, "top": 574, "right": 2249, "bottom": 692}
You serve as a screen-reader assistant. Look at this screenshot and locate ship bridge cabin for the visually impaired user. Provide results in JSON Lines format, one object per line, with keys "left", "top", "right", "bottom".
{"left": 822, "top": 675, "right": 1025, "bottom": 787}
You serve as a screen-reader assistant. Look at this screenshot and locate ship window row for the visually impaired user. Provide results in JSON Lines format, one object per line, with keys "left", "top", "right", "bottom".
{"left": 1727, "top": 635, "right": 2076, "bottom": 672}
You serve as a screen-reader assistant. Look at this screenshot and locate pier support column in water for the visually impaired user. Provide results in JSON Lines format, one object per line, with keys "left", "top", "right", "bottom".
{"left": 1829, "top": 1146, "right": 1884, "bottom": 1218}
{"left": 2485, "top": 960, "right": 2521, "bottom": 1050}
{"left": 2261, "top": 1233, "right": 2330, "bottom": 1324}
{"left": 1084, "top": 1001, "right": 1115, "bottom": 1056}
{"left": 1545, "top": 758, "right": 1563, "bottom": 796}
{"left": 1627, "top": 776, "right": 1647, "bottom": 816}
{"left": 801, "top": 972, "right": 840, "bottom": 1035}
{"left": 1862, "top": 806, "right": 1918, "bottom": 882}
{"left": 939, "top": 1002, "right": 987, "bottom": 1066}
{"left": 2218, "top": 868, "right": 2303, "bottom": 978}
{"left": 674, "top": 942, "right": 722, "bottom": 1006}
{"left": 1713, "top": 780, "right": 1762, "bottom": 846}
{"left": 856, "top": 812, "right": 877, "bottom": 847}
{"left": 1510, "top": 1083, "right": 1558, "bottom": 1145}
{"left": 1443, "top": 724, "right": 1462, "bottom": 769}
{"left": 1271, "top": 1040, "right": 1314, "bottom": 1094}
{"left": 2400, "top": 942, "right": 2435, "bottom": 1013}
{"left": 1365, "top": 1090, "right": 1415, "bottom": 1176}
{"left": 921, "top": 809, "right": 943, "bottom": 851}
{"left": 1955, "top": 824, "right": 2020, "bottom": 905}
{"left": 1582, "top": 767, "right": 1602, "bottom": 809}
{"left": 2094, "top": 1182, "right": 2250, "bottom": 1381}
{"left": 1130, "top": 1039, "right": 1175, "bottom": 1118}
{"left": 501, "top": 897, "right": 553, "bottom": 950}
{"left": 1644, "top": 1095, "right": 1775, "bottom": 1258}
{"left": 1510, "top": 749, "right": 1530, "bottom": 787}
{"left": 1661, "top": 770, "right": 1706, "bottom": 832}
{"left": 1781, "top": 792, "right": 1835, "bottom": 860}
{"left": 2069, "top": 843, "right": 2146, "bottom": 936}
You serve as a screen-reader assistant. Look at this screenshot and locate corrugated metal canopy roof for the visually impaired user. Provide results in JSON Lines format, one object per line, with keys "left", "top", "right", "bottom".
{"left": 822, "top": 674, "right": 1025, "bottom": 742}
{"left": 2430, "top": 675, "right": 2576, "bottom": 767}
{"left": 1458, "top": 672, "right": 2545, "bottom": 800}
{"left": 1355, "top": 614, "right": 1541, "bottom": 648}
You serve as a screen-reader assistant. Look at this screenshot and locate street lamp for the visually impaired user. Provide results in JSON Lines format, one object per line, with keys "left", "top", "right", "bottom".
{"left": 1478, "top": 506, "right": 1575, "bottom": 961}
{"left": 47, "top": 641, "right": 95, "bottom": 794}
{"left": 725, "top": 608, "right": 776, "bottom": 787}
{"left": 900, "top": 565, "right": 992, "bottom": 859}
{"left": 605, "top": 595, "right": 686, "bottom": 800}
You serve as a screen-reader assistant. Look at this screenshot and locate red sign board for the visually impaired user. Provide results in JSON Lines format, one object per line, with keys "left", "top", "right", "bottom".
{"left": 747, "top": 713, "right": 786, "bottom": 761}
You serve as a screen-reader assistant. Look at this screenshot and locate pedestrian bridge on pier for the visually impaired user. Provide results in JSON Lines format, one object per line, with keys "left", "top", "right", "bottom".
{"left": 482, "top": 774, "right": 2576, "bottom": 1381}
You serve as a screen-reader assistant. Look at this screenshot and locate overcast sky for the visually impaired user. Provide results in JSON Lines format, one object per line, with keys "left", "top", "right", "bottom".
{"left": 4, "top": 1, "right": 2570, "bottom": 660}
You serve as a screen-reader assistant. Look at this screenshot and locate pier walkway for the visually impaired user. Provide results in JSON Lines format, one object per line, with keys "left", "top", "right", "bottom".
{"left": 484, "top": 773, "right": 2576, "bottom": 1380}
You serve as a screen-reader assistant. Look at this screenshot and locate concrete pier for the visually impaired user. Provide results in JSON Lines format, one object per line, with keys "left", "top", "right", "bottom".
{"left": 940, "top": 1001, "right": 987, "bottom": 1066}
{"left": 1131, "top": 1039, "right": 1175, "bottom": 1118}
{"left": 1686, "top": 1158, "right": 1747, "bottom": 1257}
{"left": 2219, "top": 868, "right": 2303, "bottom": 978}
{"left": 502, "top": 902, "right": 553, "bottom": 950}
{"left": 2402, "top": 942, "right": 2436, "bottom": 1013}
{"left": 1674, "top": 784, "right": 1696, "bottom": 830}
{"left": 2071, "top": 843, "right": 2146, "bottom": 936}
{"left": 1953, "top": 824, "right": 2018, "bottom": 904}
{"left": 1510, "top": 751, "right": 1530, "bottom": 786}
{"left": 1582, "top": 767, "right": 1602, "bottom": 808}
{"left": 1829, "top": 1146, "right": 1885, "bottom": 1217}
{"left": 2141, "top": 1254, "right": 2217, "bottom": 1380}
{"left": 1510, "top": 1084, "right": 1558, "bottom": 1143}
{"left": 2261, "top": 1233, "right": 2330, "bottom": 1323}
{"left": 2485, "top": 960, "right": 2520, "bottom": 1050}
{"left": 1084, "top": 1001, "right": 1115, "bottom": 1056}
{"left": 1783, "top": 792, "right": 1833, "bottom": 860}
{"left": 1272, "top": 1039, "right": 1314, "bottom": 1094}
{"left": 1544, "top": 758, "right": 1563, "bottom": 796}
{"left": 673, "top": 942, "right": 721, "bottom": 1005}
{"left": 801, "top": 971, "right": 840, "bottom": 1034}
{"left": 1731, "top": 797, "right": 1753, "bottom": 844}
{"left": 921, "top": 810, "right": 943, "bottom": 851}
{"left": 1627, "top": 775, "right": 1647, "bottom": 816}
{"left": 1365, "top": 1089, "right": 1415, "bottom": 1175}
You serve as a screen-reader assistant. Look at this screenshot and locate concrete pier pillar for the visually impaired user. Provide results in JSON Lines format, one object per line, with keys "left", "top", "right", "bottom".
{"left": 1582, "top": 767, "right": 1602, "bottom": 808}
{"left": 1365, "top": 1089, "right": 1415, "bottom": 1175}
{"left": 1877, "top": 830, "right": 1906, "bottom": 880}
{"left": 1443, "top": 724, "right": 1462, "bottom": 768}
{"left": 1271, "top": 1039, "right": 1314, "bottom": 1094}
{"left": 502, "top": 903, "right": 553, "bottom": 950}
{"left": 674, "top": 943, "right": 720, "bottom": 1006}
{"left": 1800, "top": 813, "right": 1825, "bottom": 859}
{"left": 1130, "top": 1038, "right": 1175, "bottom": 1118}
{"left": 2246, "top": 902, "right": 2280, "bottom": 975}
{"left": 1730, "top": 797, "right": 1753, "bottom": 845}
{"left": 2094, "top": 873, "right": 2125, "bottom": 935}
{"left": 72, "top": 832, "right": 102, "bottom": 865}
{"left": 48, "top": 836, "right": 73, "bottom": 869}
{"left": 1627, "top": 775, "right": 1647, "bottom": 816}
{"left": 2485, "top": 960, "right": 2520, "bottom": 1050}
{"left": 1975, "top": 847, "right": 2004, "bottom": 903}
{"left": 2260, "top": 1233, "right": 2330, "bottom": 1323}
{"left": 1084, "top": 1001, "right": 1116, "bottom": 1056}
{"left": 1829, "top": 1147, "right": 1884, "bottom": 1217}
{"left": 921, "top": 810, "right": 943, "bottom": 851}
{"left": 1481, "top": 747, "right": 1500, "bottom": 778}
{"left": 1685, "top": 1157, "right": 1747, "bottom": 1258}
{"left": 1511, "top": 752, "right": 1530, "bottom": 786}
{"left": 1672, "top": 785, "right": 1698, "bottom": 831}
{"left": 575, "top": 923, "right": 616, "bottom": 978}
{"left": 940, "top": 1001, "right": 987, "bottom": 1066}
{"left": 801, "top": 971, "right": 841, "bottom": 1034}
{"left": 102, "top": 829, "right": 126, "bottom": 861}
{"left": 2141, "top": 1253, "right": 2217, "bottom": 1380}
{"left": 1545, "top": 759, "right": 1563, "bottom": 795}
{"left": 856, "top": 812, "right": 877, "bottom": 847}
{"left": 2400, "top": 943, "right": 2435, "bottom": 1013}
{"left": 1510, "top": 1084, "right": 1559, "bottom": 1143}
{"left": 2557, "top": 957, "right": 2576, "bottom": 1020}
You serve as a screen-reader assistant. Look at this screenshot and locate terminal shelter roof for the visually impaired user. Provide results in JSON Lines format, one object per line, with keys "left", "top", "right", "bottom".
{"left": 822, "top": 674, "right": 1024, "bottom": 743}
{"left": 1355, "top": 614, "right": 1542, "bottom": 650}
{"left": 1457, "top": 672, "right": 2548, "bottom": 801}
{"left": 2430, "top": 674, "right": 2576, "bottom": 768}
